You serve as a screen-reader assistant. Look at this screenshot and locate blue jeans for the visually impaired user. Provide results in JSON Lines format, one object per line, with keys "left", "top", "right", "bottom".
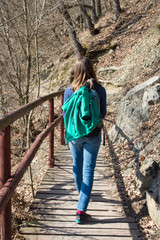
{"left": 69, "top": 133, "right": 101, "bottom": 212}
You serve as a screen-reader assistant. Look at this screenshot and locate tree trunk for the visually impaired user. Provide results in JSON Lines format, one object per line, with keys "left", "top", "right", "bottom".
{"left": 95, "top": 0, "right": 102, "bottom": 18}
{"left": 52, "top": 28, "right": 62, "bottom": 46}
{"left": 0, "top": 82, "right": 6, "bottom": 116}
{"left": 23, "top": 0, "right": 31, "bottom": 105}
{"left": 59, "top": 2, "right": 85, "bottom": 59}
{"left": 113, "top": 0, "right": 122, "bottom": 21}
{"left": 77, "top": 0, "right": 97, "bottom": 36}
{"left": 91, "top": 0, "right": 98, "bottom": 24}
{"left": 104, "top": 0, "right": 113, "bottom": 12}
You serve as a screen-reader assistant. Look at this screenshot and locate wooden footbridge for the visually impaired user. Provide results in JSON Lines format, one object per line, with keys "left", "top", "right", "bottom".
{"left": 0, "top": 90, "right": 142, "bottom": 240}
{"left": 20, "top": 144, "right": 141, "bottom": 240}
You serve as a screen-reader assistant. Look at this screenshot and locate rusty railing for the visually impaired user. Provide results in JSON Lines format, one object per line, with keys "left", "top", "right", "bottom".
{"left": 0, "top": 90, "right": 64, "bottom": 240}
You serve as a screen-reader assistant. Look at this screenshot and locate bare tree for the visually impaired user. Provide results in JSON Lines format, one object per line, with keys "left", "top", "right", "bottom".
{"left": 0, "top": 0, "right": 48, "bottom": 194}
{"left": 58, "top": 1, "right": 85, "bottom": 59}
{"left": 95, "top": 0, "right": 102, "bottom": 19}
{"left": 113, "top": 0, "right": 122, "bottom": 21}
{"left": 52, "top": 27, "right": 62, "bottom": 46}
{"left": 91, "top": 0, "right": 98, "bottom": 24}
{"left": 0, "top": 0, "right": 51, "bottom": 148}
{"left": 23, "top": 0, "right": 32, "bottom": 105}
{"left": 77, "top": 0, "right": 98, "bottom": 36}
{"left": 0, "top": 0, "right": 50, "bottom": 109}
{"left": 0, "top": 80, "right": 7, "bottom": 117}
{"left": 0, "top": 1, "right": 25, "bottom": 107}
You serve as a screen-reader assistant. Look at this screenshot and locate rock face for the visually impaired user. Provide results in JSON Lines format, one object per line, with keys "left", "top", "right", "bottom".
{"left": 108, "top": 75, "right": 160, "bottom": 226}
{"left": 108, "top": 76, "right": 160, "bottom": 144}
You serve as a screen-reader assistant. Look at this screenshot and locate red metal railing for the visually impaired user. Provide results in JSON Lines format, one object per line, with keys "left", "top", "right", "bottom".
{"left": 0, "top": 90, "right": 64, "bottom": 240}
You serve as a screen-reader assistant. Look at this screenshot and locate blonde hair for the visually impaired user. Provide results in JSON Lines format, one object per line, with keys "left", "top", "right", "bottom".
{"left": 71, "top": 57, "right": 99, "bottom": 91}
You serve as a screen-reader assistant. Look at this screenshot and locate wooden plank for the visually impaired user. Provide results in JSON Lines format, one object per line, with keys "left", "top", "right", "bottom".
{"left": 30, "top": 209, "right": 124, "bottom": 218}
{"left": 20, "top": 226, "right": 140, "bottom": 237}
{"left": 45, "top": 170, "right": 108, "bottom": 175}
{"left": 46, "top": 172, "right": 104, "bottom": 177}
{"left": 38, "top": 183, "right": 117, "bottom": 190}
{"left": 30, "top": 210, "right": 126, "bottom": 218}
{"left": 20, "top": 219, "right": 138, "bottom": 229}
{"left": 32, "top": 216, "right": 136, "bottom": 223}
{"left": 38, "top": 183, "right": 116, "bottom": 191}
{"left": 31, "top": 202, "right": 124, "bottom": 211}
{"left": 32, "top": 199, "right": 123, "bottom": 210}
{"left": 35, "top": 189, "right": 118, "bottom": 197}
{"left": 19, "top": 235, "right": 142, "bottom": 240}
{"left": 34, "top": 193, "right": 120, "bottom": 202}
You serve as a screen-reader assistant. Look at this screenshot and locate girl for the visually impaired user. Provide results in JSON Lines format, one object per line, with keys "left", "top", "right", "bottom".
{"left": 63, "top": 56, "right": 107, "bottom": 223}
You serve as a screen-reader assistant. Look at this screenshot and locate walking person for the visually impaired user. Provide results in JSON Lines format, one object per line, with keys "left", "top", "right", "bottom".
{"left": 62, "top": 56, "right": 107, "bottom": 223}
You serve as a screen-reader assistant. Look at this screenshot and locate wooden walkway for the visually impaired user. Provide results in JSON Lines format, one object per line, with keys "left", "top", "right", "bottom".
{"left": 20, "top": 145, "right": 142, "bottom": 240}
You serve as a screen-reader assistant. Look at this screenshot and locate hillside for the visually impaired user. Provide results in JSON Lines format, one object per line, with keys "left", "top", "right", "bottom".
{"left": 12, "top": 0, "right": 160, "bottom": 239}
{"left": 46, "top": 0, "right": 160, "bottom": 113}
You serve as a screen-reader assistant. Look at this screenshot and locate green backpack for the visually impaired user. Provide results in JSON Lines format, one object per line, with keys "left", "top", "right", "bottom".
{"left": 62, "top": 86, "right": 102, "bottom": 143}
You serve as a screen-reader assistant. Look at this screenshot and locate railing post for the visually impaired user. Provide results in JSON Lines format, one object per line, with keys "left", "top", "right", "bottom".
{"left": 48, "top": 98, "right": 54, "bottom": 168}
{"left": 0, "top": 126, "right": 11, "bottom": 240}
{"left": 60, "top": 94, "right": 64, "bottom": 145}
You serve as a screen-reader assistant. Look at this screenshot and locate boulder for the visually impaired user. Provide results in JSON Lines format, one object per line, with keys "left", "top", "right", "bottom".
{"left": 142, "top": 83, "right": 160, "bottom": 119}
{"left": 108, "top": 76, "right": 160, "bottom": 143}
{"left": 136, "top": 158, "right": 159, "bottom": 194}
{"left": 146, "top": 173, "right": 160, "bottom": 226}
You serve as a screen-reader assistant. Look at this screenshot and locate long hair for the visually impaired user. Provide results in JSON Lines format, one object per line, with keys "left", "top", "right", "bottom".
{"left": 71, "top": 57, "right": 99, "bottom": 91}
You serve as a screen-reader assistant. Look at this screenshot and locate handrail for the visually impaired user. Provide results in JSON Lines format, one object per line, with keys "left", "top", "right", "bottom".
{"left": 0, "top": 115, "right": 63, "bottom": 214}
{"left": 0, "top": 90, "right": 64, "bottom": 131}
{"left": 0, "top": 89, "right": 64, "bottom": 240}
